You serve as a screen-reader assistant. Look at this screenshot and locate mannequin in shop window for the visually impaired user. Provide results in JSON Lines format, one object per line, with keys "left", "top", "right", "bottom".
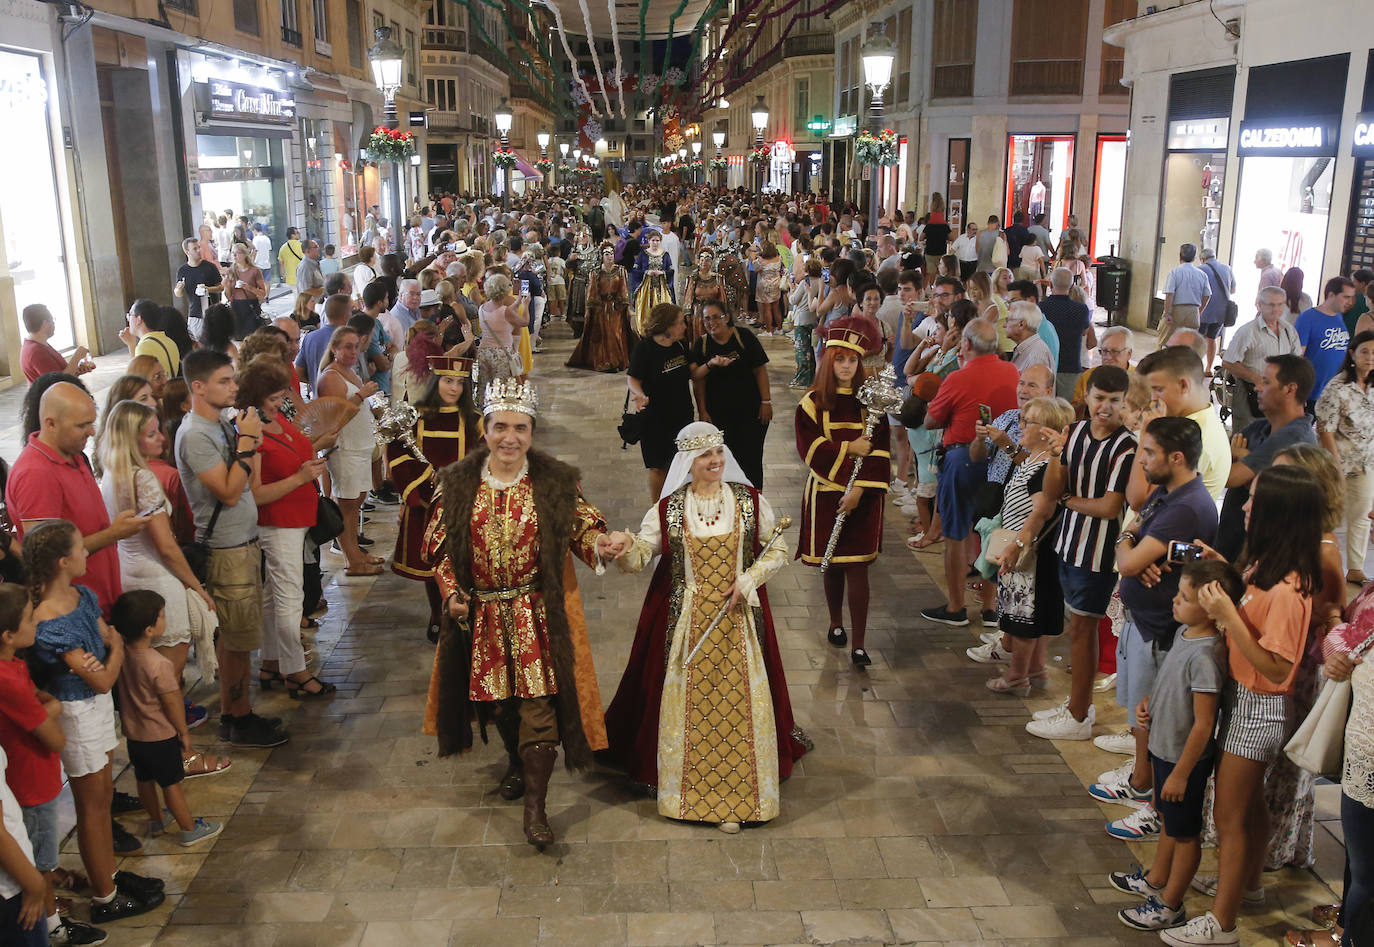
{"left": 1028, "top": 180, "right": 1047, "bottom": 218}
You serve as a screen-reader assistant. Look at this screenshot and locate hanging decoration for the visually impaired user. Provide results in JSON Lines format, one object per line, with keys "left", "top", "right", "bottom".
{"left": 492, "top": 148, "right": 518, "bottom": 170}
{"left": 535, "top": 158, "right": 553, "bottom": 173}
{"left": 545, "top": 1, "right": 599, "bottom": 117}
{"left": 855, "top": 129, "right": 899, "bottom": 167}
{"left": 606, "top": 0, "right": 627, "bottom": 118}
{"left": 573, "top": 0, "right": 613, "bottom": 115}
{"left": 748, "top": 145, "right": 770, "bottom": 166}
{"left": 584, "top": 119, "right": 604, "bottom": 145}
{"left": 710, "top": 157, "right": 729, "bottom": 171}
{"left": 367, "top": 126, "right": 416, "bottom": 162}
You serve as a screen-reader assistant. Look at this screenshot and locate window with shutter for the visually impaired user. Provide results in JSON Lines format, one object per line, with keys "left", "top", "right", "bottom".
{"left": 232, "top": 0, "right": 258, "bottom": 35}
{"left": 1009, "top": 0, "right": 1088, "bottom": 96}
{"left": 896, "top": 7, "right": 912, "bottom": 103}
{"left": 931, "top": 0, "right": 976, "bottom": 98}
{"left": 1100, "top": 0, "right": 1136, "bottom": 95}
{"left": 346, "top": 0, "right": 363, "bottom": 66}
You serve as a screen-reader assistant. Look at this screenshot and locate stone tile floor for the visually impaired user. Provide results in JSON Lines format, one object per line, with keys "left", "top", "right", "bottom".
{"left": 2, "top": 325, "right": 1342, "bottom": 945}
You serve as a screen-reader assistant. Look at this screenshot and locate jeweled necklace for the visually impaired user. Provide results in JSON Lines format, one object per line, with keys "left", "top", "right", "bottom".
{"left": 692, "top": 482, "right": 726, "bottom": 527}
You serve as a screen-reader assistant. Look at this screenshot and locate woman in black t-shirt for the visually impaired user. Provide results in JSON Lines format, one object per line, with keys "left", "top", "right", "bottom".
{"left": 688, "top": 299, "right": 772, "bottom": 488}
{"left": 628, "top": 303, "right": 694, "bottom": 499}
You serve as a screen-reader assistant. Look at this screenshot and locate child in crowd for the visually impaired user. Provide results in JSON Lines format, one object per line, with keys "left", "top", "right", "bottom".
{"left": 320, "top": 244, "right": 341, "bottom": 277}
{"left": 111, "top": 590, "right": 224, "bottom": 847}
{"left": 0, "top": 744, "right": 47, "bottom": 947}
{"left": 24, "top": 520, "right": 165, "bottom": 924}
{"left": 0, "top": 584, "right": 110, "bottom": 945}
{"left": 1111, "top": 560, "right": 1240, "bottom": 931}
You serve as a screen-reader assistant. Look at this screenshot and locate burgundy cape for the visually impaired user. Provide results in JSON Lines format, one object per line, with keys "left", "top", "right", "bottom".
{"left": 602, "top": 485, "right": 809, "bottom": 788}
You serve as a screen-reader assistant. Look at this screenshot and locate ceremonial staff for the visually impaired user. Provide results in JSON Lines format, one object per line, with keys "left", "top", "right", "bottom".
{"left": 820, "top": 366, "right": 902, "bottom": 573}
{"left": 683, "top": 515, "right": 792, "bottom": 666}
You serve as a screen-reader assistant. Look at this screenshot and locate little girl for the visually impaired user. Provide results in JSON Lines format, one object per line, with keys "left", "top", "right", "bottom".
{"left": 1170, "top": 465, "right": 1325, "bottom": 947}
{"left": 23, "top": 520, "right": 163, "bottom": 924}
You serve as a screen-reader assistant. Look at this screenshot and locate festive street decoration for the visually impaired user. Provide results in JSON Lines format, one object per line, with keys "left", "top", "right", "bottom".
{"left": 492, "top": 148, "right": 518, "bottom": 170}
{"left": 855, "top": 128, "right": 899, "bottom": 166}
{"left": 710, "top": 157, "right": 729, "bottom": 171}
{"left": 367, "top": 126, "right": 416, "bottom": 162}
{"left": 535, "top": 158, "right": 553, "bottom": 173}
{"left": 748, "top": 145, "right": 770, "bottom": 166}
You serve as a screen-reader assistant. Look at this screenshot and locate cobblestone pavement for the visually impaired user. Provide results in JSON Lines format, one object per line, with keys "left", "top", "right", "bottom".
{"left": 17, "top": 324, "right": 1338, "bottom": 945}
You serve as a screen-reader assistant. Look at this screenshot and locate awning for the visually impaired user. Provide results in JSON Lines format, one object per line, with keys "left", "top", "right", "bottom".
{"left": 511, "top": 150, "right": 543, "bottom": 181}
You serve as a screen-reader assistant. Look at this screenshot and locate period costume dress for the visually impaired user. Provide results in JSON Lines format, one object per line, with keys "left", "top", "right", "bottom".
{"left": 422, "top": 379, "right": 613, "bottom": 847}
{"left": 682, "top": 262, "right": 732, "bottom": 343}
{"left": 603, "top": 424, "right": 809, "bottom": 827}
{"left": 565, "top": 245, "right": 595, "bottom": 338}
{"left": 795, "top": 328, "right": 892, "bottom": 567}
{"left": 631, "top": 247, "right": 676, "bottom": 335}
{"left": 566, "top": 262, "right": 634, "bottom": 372}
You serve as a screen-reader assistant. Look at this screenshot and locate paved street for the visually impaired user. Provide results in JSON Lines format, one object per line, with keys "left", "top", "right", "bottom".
{"left": 5, "top": 325, "right": 1339, "bottom": 946}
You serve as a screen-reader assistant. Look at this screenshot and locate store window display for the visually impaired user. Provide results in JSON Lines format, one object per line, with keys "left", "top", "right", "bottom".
{"left": 1005, "top": 135, "right": 1074, "bottom": 242}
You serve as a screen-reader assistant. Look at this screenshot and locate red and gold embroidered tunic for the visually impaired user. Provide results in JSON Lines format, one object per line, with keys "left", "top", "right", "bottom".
{"left": 425, "top": 466, "right": 607, "bottom": 701}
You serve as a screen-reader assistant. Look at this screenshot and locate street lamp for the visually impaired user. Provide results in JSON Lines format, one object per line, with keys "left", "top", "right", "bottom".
{"left": 750, "top": 96, "right": 770, "bottom": 192}
{"left": 367, "top": 26, "right": 406, "bottom": 252}
{"left": 692, "top": 140, "right": 702, "bottom": 184}
{"left": 861, "top": 28, "right": 896, "bottom": 237}
{"left": 559, "top": 141, "right": 569, "bottom": 157}
{"left": 537, "top": 130, "right": 550, "bottom": 191}
{"left": 713, "top": 121, "right": 726, "bottom": 188}
{"left": 494, "top": 97, "right": 513, "bottom": 211}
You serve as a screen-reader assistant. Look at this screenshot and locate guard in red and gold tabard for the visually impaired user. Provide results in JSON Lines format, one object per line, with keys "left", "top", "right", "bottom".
{"left": 420, "top": 378, "right": 633, "bottom": 848}
{"left": 387, "top": 355, "right": 481, "bottom": 643}
{"left": 795, "top": 320, "right": 891, "bottom": 667}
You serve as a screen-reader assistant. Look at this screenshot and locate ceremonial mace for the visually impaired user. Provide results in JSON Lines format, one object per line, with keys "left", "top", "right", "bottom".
{"left": 682, "top": 515, "right": 792, "bottom": 667}
{"left": 820, "top": 366, "right": 904, "bottom": 573}
{"left": 373, "top": 392, "right": 431, "bottom": 467}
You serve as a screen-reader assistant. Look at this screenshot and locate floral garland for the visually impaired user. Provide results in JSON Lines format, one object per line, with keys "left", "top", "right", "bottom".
{"left": 747, "top": 145, "right": 769, "bottom": 166}
{"left": 709, "top": 157, "right": 729, "bottom": 171}
{"left": 535, "top": 158, "right": 553, "bottom": 173}
{"left": 492, "top": 148, "right": 518, "bottom": 170}
{"left": 367, "top": 126, "right": 416, "bottom": 162}
{"left": 689, "top": 157, "right": 704, "bottom": 170}
{"left": 854, "top": 128, "right": 899, "bottom": 167}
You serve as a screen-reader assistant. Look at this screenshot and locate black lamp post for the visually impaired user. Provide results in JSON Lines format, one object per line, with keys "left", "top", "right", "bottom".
{"left": 494, "top": 97, "right": 513, "bottom": 212}
{"left": 367, "top": 26, "right": 406, "bottom": 251}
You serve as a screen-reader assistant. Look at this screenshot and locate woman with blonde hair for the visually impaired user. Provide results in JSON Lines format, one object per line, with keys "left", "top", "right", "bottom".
{"left": 316, "top": 326, "right": 383, "bottom": 576}
{"left": 476, "top": 271, "right": 527, "bottom": 383}
{"left": 967, "top": 271, "right": 1012, "bottom": 354}
{"left": 97, "top": 399, "right": 217, "bottom": 728}
{"left": 352, "top": 245, "right": 378, "bottom": 301}
{"left": 127, "top": 355, "right": 168, "bottom": 399}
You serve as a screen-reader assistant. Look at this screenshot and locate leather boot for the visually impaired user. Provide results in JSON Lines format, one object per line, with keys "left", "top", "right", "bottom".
{"left": 520, "top": 741, "right": 558, "bottom": 848}
{"left": 494, "top": 716, "right": 524, "bottom": 801}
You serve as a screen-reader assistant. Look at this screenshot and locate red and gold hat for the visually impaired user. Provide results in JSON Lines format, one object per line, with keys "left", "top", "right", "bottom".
{"left": 427, "top": 355, "right": 472, "bottom": 378}
{"left": 824, "top": 319, "right": 874, "bottom": 357}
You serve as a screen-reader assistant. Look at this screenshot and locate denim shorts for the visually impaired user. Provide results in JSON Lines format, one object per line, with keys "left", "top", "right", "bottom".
{"left": 20, "top": 797, "right": 58, "bottom": 871}
{"left": 1057, "top": 560, "right": 1118, "bottom": 618}
{"left": 935, "top": 444, "right": 987, "bottom": 542}
{"left": 1115, "top": 619, "right": 1162, "bottom": 728}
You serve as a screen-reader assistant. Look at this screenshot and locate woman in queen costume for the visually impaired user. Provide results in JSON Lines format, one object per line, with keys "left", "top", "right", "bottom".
{"left": 603, "top": 422, "right": 809, "bottom": 833}
{"left": 631, "top": 230, "right": 676, "bottom": 335}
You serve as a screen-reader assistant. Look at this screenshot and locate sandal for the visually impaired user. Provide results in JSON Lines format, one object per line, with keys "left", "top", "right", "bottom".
{"left": 299, "top": 617, "right": 319, "bottom": 630}
{"left": 286, "top": 675, "right": 337, "bottom": 700}
{"left": 257, "top": 669, "right": 284, "bottom": 690}
{"left": 1286, "top": 930, "right": 1340, "bottom": 947}
{"left": 184, "top": 752, "right": 232, "bottom": 779}
{"left": 1313, "top": 905, "right": 1341, "bottom": 929}
{"left": 49, "top": 867, "right": 90, "bottom": 894}
{"left": 911, "top": 533, "right": 943, "bottom": 549}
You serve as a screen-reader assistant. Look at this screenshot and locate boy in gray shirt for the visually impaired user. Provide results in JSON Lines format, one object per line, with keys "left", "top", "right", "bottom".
{"left": 1109, "top": 560, "right": 1238, "bottom": 932}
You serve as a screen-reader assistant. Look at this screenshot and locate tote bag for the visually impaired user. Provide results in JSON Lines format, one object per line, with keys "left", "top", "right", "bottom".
{"left": 1285, "top": 634, "right": 1374, "bottom": 777}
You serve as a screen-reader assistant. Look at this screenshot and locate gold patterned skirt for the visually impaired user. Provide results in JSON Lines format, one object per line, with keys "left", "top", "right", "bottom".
{"left": 656, "top": 528, "right": 779, "bottom": 824}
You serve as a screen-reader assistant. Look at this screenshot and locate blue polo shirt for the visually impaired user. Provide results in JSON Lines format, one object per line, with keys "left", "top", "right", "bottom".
{"left": 1295, "top": 307, "right": 1349, "bottom": 400}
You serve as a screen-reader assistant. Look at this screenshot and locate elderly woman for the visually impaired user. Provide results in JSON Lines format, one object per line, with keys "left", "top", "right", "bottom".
{"left": 981, "top": 396, "right": 1075, "bottom": 693}
{"left": 603, "top": 422, "right": 808, "bottom": 832}
{"left": 237, "top": 357, "right": 335, "bottom": 698}
{"left": 689, "top": 299, "right": 772, "bottom": 489}
{"left": 476, "top": 271, "right": 527, "bottom": 383}
{"left": 567, "top": 242, "right": 633, "bottom": 373}
{"left": 1315, "top": 330, "right": 1374, "bottom": 584}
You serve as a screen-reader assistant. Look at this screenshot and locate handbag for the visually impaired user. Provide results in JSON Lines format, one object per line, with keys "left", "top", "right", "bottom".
{"left": 1284, "top": 634, "right": 1374, "bottom": 776}
{"left": 308, "top": 489, "right": 345, "bottom": 546}
{"left": 616, "top": 390, "right": 644, "bottom": 447}
{"left": 987, "top": 527, "right": 1035, "bottom": 572}
{"left": 1205, "top": 260, "right": 1239, "bottom": 327}
{"left": 181, "top": 501, "right": 222, "bottom": 585}
{"left": 991, "top": 234, "right": 1009, "bottom": 270}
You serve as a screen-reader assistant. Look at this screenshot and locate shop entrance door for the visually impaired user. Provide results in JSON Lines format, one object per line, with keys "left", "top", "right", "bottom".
{"left": 946, "top": 138, "right": 970, "bottom": 233}
{"left": 1005, "top": 134, "right": 1074, "bottom": 239}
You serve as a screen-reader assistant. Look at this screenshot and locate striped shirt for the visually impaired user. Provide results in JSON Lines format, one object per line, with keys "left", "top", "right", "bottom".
{"left": 1053, "top": 421, "right": 1136, "bottom": 571}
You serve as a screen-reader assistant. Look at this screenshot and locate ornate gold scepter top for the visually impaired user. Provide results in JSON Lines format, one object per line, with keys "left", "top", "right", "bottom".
{"left": 820, "top": 366, "right": 904, "bottom": 573}
{"left": 682, "top": 515, "right": 793, "bottom": 667}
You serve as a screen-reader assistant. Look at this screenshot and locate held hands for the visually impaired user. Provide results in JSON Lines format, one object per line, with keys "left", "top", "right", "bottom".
{"left": 847, "top": 436, "right": 873, "bottom": 458}
{"left": 596, "top": 530, "right": 633, "bottom": 561}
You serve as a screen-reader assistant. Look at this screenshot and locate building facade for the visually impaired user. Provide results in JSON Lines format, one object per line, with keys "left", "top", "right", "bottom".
{"left": 421, "top": 0, "right": 508, "bottom": 197}
{"left": 1108, "top": 0, "right": 1373, "bottom": 331}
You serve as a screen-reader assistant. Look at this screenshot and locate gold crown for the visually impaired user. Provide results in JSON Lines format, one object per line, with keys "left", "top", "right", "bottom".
{"left": 675, "top": 430, "right": 725, "bottom": 452}
{"left": 482, "top": 378, "right": 538, "bottom": 417}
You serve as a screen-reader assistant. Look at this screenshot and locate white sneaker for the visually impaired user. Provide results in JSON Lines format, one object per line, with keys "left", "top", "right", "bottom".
{"left": 1187, "top": 875, "right": 1264, "bottom": 904}
{"left": 1094, "top": 672, "right": 1118, "bottom": 691}
{"left": 966, "top": 641, "right": 1010, "bottom": 664}
{"left": 1088, "top": 771, "right": 1153, "bottom": 808}
{"left": 1097, "top": 760, "right": 1133, "bottom": 786}
{"left": 1158, "top": 911, "right": 1239, "bottom": 946}
{"left": 1094, "top": 730, "right": 1136, "bottom": 755}
{"left": 1031, "top": 697, "right": 1070, "bottom": 720}
{"left": 979, "top": 629, "right": 1003, "bottom": 645}
{"left": 1025, "top": 704, "right": 1095, "bottom": 740}
{"left": 1105, "top": 804, "right": 1161, "bottom": 840}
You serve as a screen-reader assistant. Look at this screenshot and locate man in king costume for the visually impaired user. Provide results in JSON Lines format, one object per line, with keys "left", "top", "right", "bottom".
{"left": 422, "top": 377, "right": 631, "bottom": 847}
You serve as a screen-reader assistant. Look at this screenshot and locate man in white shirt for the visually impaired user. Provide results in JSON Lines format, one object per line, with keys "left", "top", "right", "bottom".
{"left": 659, "top": 220, "right": 684, "bottom": 300}
{"left": 951, "top": 222, "right": 980, "bottom": 281}
{"left": 251, "top": 225, "right": 273, "bottom": 284}
{"left": 213, "top": 217, "right": 233, "bottom": 265}
{"left": 1222, "top": 285, "right": 1303, "bottom": 431}
{"left": 1007, "top": 302, "right": 1056, "bottom": 373}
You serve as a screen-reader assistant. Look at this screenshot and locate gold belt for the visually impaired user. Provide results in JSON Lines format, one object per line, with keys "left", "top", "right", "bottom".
{"left": 471, "top": 581, "right": 538, "bottom": 603}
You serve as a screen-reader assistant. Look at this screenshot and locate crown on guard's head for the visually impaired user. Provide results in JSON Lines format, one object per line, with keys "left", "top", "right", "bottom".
{"left": 482, "top": 378, "right": 538, "bottom": 418}
{"left": 675, "top": 430, "right": 725, "bottom": 453}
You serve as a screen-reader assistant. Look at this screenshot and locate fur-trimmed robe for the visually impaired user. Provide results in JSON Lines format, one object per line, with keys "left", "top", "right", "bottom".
{"left": 426, "top": 445, "right": 608, "bottom": 769}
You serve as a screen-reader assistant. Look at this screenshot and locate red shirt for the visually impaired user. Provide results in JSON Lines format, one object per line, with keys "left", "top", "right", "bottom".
{"left": 7, "top": 434, "right": 121, "bottom": 615}
{"left": 925, "top": 353, "right": 1020, "bottom": 447}
{"left": 149, "top": 458, "right": 194, "bottom": 546}
{"left": 258, "top": 418, "right": 318, "bottom": 528}
{"left": 0, "top": 658, "right": 62, "bottom": 807}
{"left": 289, "top": 364, "right": 304, "bottom": 404}
{"left": 20, "top": 340, "right": 66, "bottom": 384}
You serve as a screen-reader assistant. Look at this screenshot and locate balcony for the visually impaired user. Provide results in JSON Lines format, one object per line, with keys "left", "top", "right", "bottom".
{"left": 783, "top": 32, "right": 833, "bottom": 57}
{"left": 427, "top": 111, "right": 469, "bottom": 131}
{"left": 932, "top": 63, "right": 974, "bottom": 99}
{"left": 423, "top": 27, "right": 466, "bottom": 51}
{"left": 471, "top": 36, "right": 503, "bottom": 70}
{"left": 281, "top": 25, "right": 302, "bottom": 47}
{"left": 1009, "top": 59, "right": 1085, "bottom": 96}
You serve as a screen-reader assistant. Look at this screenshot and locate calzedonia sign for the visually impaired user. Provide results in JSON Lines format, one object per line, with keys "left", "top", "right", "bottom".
{"left": 197, "top": 79, "right": 295, "bottom": 125}
{"left": 1354, "top": 113, "right": 1374, "bottom": 158}
{"left": 1236, "top": 116, "right": 1339, "bottom": 158}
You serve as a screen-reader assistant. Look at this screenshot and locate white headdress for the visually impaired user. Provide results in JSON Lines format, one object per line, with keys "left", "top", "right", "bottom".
{"left": 482, "top": 378, "right": 538, "bottom": 418}
{"left": 658, "top": 421, "right": 753, "bottom": 500}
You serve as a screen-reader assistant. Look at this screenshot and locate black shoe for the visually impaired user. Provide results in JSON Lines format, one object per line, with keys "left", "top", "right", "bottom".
{"left": 426, "top": 623, "right": 440, "bottom": 644}
{"left": 241, "top": 711, "right": 285, "bottom": 731}
{"left": 110, "top": 820, "right": 142, "bottom": 855}
{"left": 219, "top": 714, "right": 234, "bottom": 740}
{"left": 360, "top": 501, "right": 377, "bottom": 513}
{"left": 372, "top": 486, "right": 401, "bottom": 504}
{"left": 89, "top": 888, "right": 164, "bottom": 924}
{"left": 229, "top": 715, "right": 289, "bottom": 748}
{"left": 114, "top": 870, "right": 164, "bottom": 898}
{"left": 826, "top": 626, "right": 848, "bottom": 647}
{"left": 920, "top": 605, "right": 969, "bottom": 627}
{"left": 981, "top": 609, "right": 998, "bottom": 626}
{"left": 110, "top": 790, "right": 142, "bottom": 814}
{"left": 851, "top": 648, "right": 872, "bottom": 667}
{"left": 50, "top": 916, "right": 108, "bottom": 946}
{"left": 356, "top": 533, "right": 375, "bottom": 547}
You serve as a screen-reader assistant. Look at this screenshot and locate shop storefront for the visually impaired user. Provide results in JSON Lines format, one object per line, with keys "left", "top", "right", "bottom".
{"left": 0, "top": 46, "right": 79, "bottom": 352}
{"left": 1346, "top": 112, "right": 1374, "bottom": 274}
{"left": 1230, "top": 55, "right": 1349, "bottom": 322}
{"left": 1005, "top": 134, "right": 1074, "bottom": 238}
{"left": 766, "top": 140, "right": 795, "bottom": 193}
{"left": 1091, "top": 135, "right": 1128, "bottom": 257}
{"left": 945, "top": 138, "right": 970, "bottom": 233}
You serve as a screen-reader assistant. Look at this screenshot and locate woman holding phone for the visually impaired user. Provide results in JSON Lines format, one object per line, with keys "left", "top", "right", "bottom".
{"left": 226, "top": 244, "right": 268, "bottom": 339}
